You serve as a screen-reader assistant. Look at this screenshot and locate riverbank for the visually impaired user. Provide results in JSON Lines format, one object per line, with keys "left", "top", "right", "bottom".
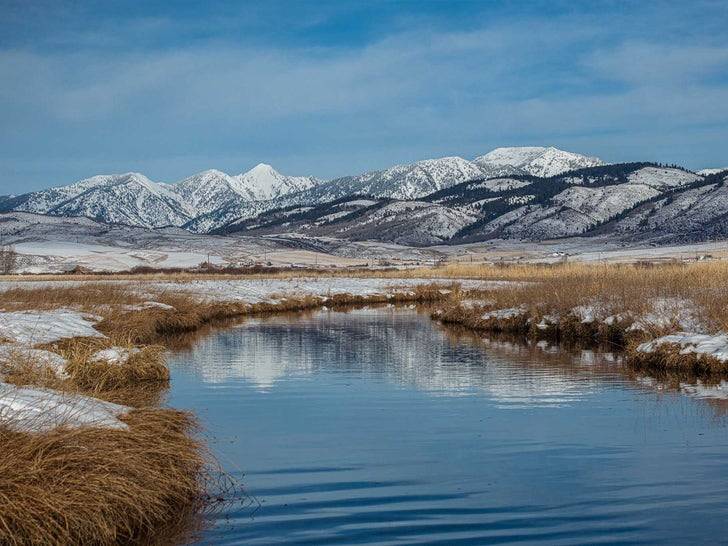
{"left": 0, "top": 278, "right": 457, "bottom": 545}
{"left": 2, "top": 264, "right": 728, "bottom": 543}
{"left": 427, "top": 261, "right": 728, "bottom": 374}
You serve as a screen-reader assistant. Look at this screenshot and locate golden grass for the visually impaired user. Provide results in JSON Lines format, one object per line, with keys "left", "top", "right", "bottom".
{"left": 5, "top": 261, "right": 728, "bottom": 324}
{"left": 0, "top": 408, "right": 224, "bottom": 546}
{"left": 627, "top": 342, "right": 728, "bottom": 374}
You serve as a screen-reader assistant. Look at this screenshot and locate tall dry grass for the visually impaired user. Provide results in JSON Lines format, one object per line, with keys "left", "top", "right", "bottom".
{"left": 0, "top": 408, "right": 233, "bottom": 546}
{"left": 440, "top": 262, "right": 728, "bottom": 332}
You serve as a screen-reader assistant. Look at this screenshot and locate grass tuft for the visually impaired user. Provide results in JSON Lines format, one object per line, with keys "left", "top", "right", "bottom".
{"left": 0, "top": 408, "right": 227, "bottom": 546}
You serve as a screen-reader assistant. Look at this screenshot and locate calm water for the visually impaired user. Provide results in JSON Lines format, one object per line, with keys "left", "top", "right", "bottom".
{"left": 167, "top": 307, "right": 728, "bottom": 545}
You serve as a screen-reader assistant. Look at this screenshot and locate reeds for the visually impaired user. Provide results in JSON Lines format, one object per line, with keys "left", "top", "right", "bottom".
{"left": 627, "top": 342, "right": 728, "bottom": 374}
{"left": 0, "top": 408, "right": 218, "bottom": 546}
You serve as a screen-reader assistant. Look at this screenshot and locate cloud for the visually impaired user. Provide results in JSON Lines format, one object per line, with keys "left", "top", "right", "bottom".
{"left": 586, "top": 42, "right": 728, "bottom": 86}
{"left": 1, "top": 6, "right": 727, "bottom": 190}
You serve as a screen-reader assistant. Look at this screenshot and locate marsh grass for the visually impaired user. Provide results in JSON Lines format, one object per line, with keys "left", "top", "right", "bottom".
{"left": 0, "top": 407, "right": 237, "bottom": 546}
{"left": 626, "top": 342, "right": 728, "bottom": 374}
{"left": 423, "top": 262, "right": 728, "bottom": 373}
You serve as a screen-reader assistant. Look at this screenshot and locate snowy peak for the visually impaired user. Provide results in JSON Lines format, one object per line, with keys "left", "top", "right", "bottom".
{"left": 6, "top": 171, "right": 194, "bottom": 229}
{"left": 374, "top": 156, "right": 484, "bottom": 199}
{"left": 235, "top": 163, "right": 321, "bottom": 201}
{"left": 173, "top": 169, "right": 245, "bottom": 215}
{"left": 475, "top": 146, "right": 605, "bottom": 178}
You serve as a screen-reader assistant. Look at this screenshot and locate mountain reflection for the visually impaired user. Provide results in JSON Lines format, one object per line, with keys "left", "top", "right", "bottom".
{"left": 171, "top": 308, "right": 603, "bottom": 408}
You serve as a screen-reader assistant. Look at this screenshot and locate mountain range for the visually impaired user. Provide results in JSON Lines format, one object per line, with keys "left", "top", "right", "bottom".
{"left": 2, "top": 146, "right": 726, "bottom": 247}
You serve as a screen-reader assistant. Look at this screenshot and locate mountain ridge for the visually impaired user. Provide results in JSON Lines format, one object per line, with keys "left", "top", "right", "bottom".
{"left": 4, "top": 147, "right": 723, "bottom": 246}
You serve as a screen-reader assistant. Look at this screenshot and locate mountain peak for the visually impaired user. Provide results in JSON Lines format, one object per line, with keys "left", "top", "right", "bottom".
{"left": 475, "top": 146, "right": 604, "bottom": 177}
{"left": 247, "top": 163, "right": 278, "bottom": 175}
{"left": 235, "top": 164, "right": 320, "bottom": 201}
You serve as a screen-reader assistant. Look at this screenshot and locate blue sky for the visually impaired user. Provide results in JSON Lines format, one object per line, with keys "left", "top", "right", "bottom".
{"left": 1, "top": 0, "right": 727, "bottom": 193}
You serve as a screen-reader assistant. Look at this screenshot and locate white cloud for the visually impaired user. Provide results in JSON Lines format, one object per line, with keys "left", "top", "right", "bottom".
{"left": 0, "top": 14, "right": 727, "bottom": 188}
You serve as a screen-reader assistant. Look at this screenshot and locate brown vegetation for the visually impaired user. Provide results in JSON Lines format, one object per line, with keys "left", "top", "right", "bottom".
{"left": 0, "top": 408, "right": 226, "bottom": 546}
{"left": 626, "top": 342, "right": 728, "bottom": 375}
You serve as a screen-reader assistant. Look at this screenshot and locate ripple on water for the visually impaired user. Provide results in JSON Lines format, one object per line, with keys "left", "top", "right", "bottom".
{"left": 166, "top": 308, "right": 728, "bottom": 545}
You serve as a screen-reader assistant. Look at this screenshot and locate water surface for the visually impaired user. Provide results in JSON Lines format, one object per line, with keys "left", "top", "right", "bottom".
{"left": 167, "top": 307, "right": 728, "bottom": 545}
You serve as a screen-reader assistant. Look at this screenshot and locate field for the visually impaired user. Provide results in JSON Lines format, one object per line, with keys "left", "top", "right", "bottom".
{"left": 2, "top": 262, "right": 728, "bottom": 543}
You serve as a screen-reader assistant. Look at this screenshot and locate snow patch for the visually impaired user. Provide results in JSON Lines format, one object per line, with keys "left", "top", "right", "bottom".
{"left": 0, "top": 345, "right": 69, "bottom": 379}
{"left": 0, "top": 382, "right": 130, "bottom": 432}
{"left": 0, "top": 309, "right": 105, "bottom": 345}
{"left": 481, "top": 306, "right": 527, "bottom": 320}
{"left": 91, "top": 347, "right": 141, "bottom": 366}
{"left": 636, "top": 332, "right": 728, "bottom": 362}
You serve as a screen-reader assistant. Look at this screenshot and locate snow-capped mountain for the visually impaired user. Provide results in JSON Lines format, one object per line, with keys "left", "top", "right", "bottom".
{"left": 3, "top": 172, "right": 193, "bottom": 229}
{"left": 173, "top": 169, "right": 249, "bottom": 215}
{"left": 475, "top": 146, "right": 604, "bottom": 178}
{"left": 697, "top": 168, "right": 728, "bottom": 176}
{"left": 295, "top": 156, "right": 486, "bottom": 203}
{"left": 271, "top": 147, "right": 605, "bottom": 209}
{"left": 234, "top": 163, "right": 321, "bottom": 201}
{"left": 5, "top": 147, "right": 725, "bottom": 247}
{"left": 0, "top": 165, "right": 321, "bottom": 230}
{"left": 218, "top": 163, "right": 711, "bottom": 245}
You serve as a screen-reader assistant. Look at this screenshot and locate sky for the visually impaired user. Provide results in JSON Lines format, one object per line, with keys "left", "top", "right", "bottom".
{"left": 1, "top": 0, "right": 727, "bottom": 193}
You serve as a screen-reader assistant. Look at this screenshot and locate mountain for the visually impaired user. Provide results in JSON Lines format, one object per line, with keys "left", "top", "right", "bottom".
{"left": 474, "top": 146, "right": 604, "bottom": 178}
{"left": 172, "top": 169, "right": 249, "bottom": 216}
{"left": 217, "top": 163, "right": 709, "bottom": 246}
{"left": 282, "top": 147, "right": 605, "bottom": 205}
{"left": 435, "top": 164, "right": 701, "bottom": 242}
{"left": 611, "top": 170, "right": 728, "bottom": 242}
{"left": 218, "top": 196, "right": 476, "bottom": 246}
{"left": 697, "top": 168, "right": 728, "bottom": 176}
{"left": 1, "top": 173, "right": 193, "bottom": 229}
{"left": 8, "top": 147, "right": 727, "bottom": 248}
{"left": 296, "top": 156, "right": 485, "bottom": 202}
{"left": 0, "top": 165, "right": 321, "bottom": 231}
{"left": 234, "top": 163, "right": 321, "bottom": 201}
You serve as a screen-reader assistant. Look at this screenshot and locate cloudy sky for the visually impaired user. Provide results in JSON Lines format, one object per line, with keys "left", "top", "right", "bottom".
{"left": 1, "top": 0, "right": 727, "bottom": 193}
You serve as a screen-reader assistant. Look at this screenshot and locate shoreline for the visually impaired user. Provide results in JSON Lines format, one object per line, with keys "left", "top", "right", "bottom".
{"left": 3, "top": 264, "right": 728, "bottom": 543}
{"left": 0, "top": 279, "right": 453, "bottom": 545}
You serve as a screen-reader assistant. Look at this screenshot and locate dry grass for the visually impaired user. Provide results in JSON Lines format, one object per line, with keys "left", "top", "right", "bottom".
{"left": 0, "top": 408, "right": 228, "bottom": 546}
{"left": 5, "top": 261, "right": 728, "bottom": 325}
{"left": 432, "top": 261, "right": 728, "bottom": 335}
{"left": 627, "top": 342, "right": 728, "bottom": 374}
{"left": 1, "top": 338, "right": 170, "bottom": 407}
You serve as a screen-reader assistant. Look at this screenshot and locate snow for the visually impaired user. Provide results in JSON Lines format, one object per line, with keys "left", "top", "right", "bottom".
{"left": 571, "top": 304, "right": 608, "bottom": 324}
{"left": 234, "top": 163, "right": 321, "bottom": 201}
{"left": 141, "top": 277, "right": 504, "bottom": 303}
{"left": 91, "top": 347, "right": 140, "bottom": 365}
{"left": 636, "top": 332, "right": 728, "bottom": 362}
{"left": 0, "top": 382, "right": 130, "bottom": 432}
{"left": 0, "top": 346, "right": 69, "bottom": 379}
{"left": 536, "top": 314, "right": 560, "bottom": 330}
{"left": 626, "top": 167, "right": 700, "bottom": 189}
{"left": 172, "top": 169, "right": 251, "bottom": 215}
{"left": 337, "top": 199, "right": 378, "bottom": 207}
{"left": 481, "top": 306, "right": 527, "bottom": 320}
{"left": 627, "top": 298, "right": 703, "bottom": 332}
{"left": 475, "top": 146, "right": 604, "bottom": 177}
{"left": 472, "top": 178, "right": 531, "bottom": 191}
{"left": 697, "top": 168, "right": 728, "bottom": 176}
{"left": 0, "top": 309, "right": 105, "bottom": 345}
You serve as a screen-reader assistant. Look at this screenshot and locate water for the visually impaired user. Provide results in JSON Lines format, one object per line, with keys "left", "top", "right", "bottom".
{"left": 166, "top": 307, "right": 728, "bottom": 545}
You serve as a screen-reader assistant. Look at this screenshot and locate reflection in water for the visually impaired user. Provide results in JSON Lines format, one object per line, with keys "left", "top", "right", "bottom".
{"left": 173, "top": 308, "right": 604, "bottom": 408}
{"left": 167, "top": 307, "right": 728, "bottom": 546}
